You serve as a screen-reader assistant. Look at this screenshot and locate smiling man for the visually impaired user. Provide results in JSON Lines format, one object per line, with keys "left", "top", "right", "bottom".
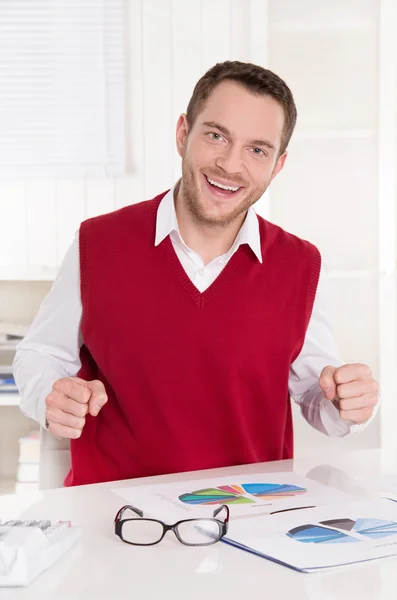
{"left": 13, "top": 61, "right": 379, "bottom": 486}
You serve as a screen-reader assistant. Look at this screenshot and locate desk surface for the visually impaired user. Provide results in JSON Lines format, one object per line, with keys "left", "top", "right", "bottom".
{"left": 1, "top": 448, "right": 397, "bottom": 600}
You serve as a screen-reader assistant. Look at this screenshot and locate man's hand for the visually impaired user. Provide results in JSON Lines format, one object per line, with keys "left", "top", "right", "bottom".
{"left": 319, "top": 364, "right": 378, "bottom": 424}
{"left": 45, "top": 377, "right": 108, "bottom": 439}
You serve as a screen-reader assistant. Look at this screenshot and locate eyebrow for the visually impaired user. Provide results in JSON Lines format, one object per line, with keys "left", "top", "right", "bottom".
{"left": 202, "top": 121, "right": 276, "bottom": 151}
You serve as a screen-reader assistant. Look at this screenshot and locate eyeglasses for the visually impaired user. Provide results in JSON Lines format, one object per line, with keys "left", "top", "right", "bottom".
{"left": 114, "top": 504, "right": 229, "bottom": 546}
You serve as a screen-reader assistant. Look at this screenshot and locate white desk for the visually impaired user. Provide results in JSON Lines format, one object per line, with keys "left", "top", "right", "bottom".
{"left": 1, "top": 448, "right": 397, "bottom": 600}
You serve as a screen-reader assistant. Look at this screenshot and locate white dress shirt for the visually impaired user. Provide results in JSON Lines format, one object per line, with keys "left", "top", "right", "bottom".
{"left": 13, "top": 186, "right": 375, "bottom": 436}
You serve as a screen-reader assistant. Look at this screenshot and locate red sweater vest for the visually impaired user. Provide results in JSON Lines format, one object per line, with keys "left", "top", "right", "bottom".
{"left": 65, "top": 192, "right": 321, "bottom": 486}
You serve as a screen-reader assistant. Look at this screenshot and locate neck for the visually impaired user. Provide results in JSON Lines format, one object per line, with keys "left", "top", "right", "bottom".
{"left": 174, "top": 182, "right": 246, "bottom": 265}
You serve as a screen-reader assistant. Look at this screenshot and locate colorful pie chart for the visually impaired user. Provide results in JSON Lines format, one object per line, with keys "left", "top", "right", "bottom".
{"left": 179, "top": 482, "right": 307, "bottom": 506}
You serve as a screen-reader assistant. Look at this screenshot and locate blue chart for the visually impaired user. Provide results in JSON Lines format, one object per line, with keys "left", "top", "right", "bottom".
{"left": 287, "top": 524, "right": 358, "bottom": 544}
{"left": 351, "top": 518, "right": 397, "bottom": 539}
{"left": 287, "top": 518, "right": 397, "bottom": 544}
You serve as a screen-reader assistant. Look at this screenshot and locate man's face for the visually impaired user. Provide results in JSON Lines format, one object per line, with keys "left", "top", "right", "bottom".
{"left": 176, "top": 80, "right": 287, "bottom": 227}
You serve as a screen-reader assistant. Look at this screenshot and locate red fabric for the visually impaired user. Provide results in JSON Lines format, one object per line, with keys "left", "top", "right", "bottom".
{"left": 65, "top": 191, "right": 321, "bottom": 486}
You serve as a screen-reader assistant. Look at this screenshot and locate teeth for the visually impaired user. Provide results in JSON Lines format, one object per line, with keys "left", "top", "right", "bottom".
{"left": 206, "top": 176, "right": 239, "bottom": 192}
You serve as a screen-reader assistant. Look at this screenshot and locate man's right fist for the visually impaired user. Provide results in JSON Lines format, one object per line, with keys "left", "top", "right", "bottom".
{"left": 45, "top": 377, "right": 108, "bottom": 439}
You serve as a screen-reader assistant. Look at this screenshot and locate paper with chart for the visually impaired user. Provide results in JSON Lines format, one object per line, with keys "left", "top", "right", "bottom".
{"left": 111, "top": 471, "right": 355, "bottom": 520}
{"left": 223, "top": 498, "right": 397, "bottom": 572}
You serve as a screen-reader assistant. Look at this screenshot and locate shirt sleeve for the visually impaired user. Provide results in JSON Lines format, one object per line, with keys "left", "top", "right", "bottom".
{"left": 289, "top": 264, "right": 379, "bottom": 437}
{"left": 12, "top": 234, "right": 83, "bottom": 428}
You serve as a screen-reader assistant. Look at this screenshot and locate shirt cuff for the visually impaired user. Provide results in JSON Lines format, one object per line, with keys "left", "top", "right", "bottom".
{"left": 320, "top": 396, "right": 353, "bottom": 437}
{"left": 39, "top": 395, "right": 48, "bottom": 430}
{"left": 294, "top": 382, "right": 379, "bottom": 438}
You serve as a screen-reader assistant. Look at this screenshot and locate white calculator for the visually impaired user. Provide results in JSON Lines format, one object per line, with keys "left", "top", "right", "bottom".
{"left": 0, "top": 519, "right": 81, "bottom": 587}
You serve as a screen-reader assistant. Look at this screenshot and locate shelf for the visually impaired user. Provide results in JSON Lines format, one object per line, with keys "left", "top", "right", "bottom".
{"left": 0, "top": 343, "right": 19, "bottom": 351}
{"left": 0, "top": 393, "right": 20, "bottom": 407}
{"left": 0, "top": 265, "right": 58, "bottom": 281}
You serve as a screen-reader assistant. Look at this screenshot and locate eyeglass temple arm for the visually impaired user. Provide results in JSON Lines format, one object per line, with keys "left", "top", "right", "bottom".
{"left": 114, "top": 504, "right": 144, "bottom": 523}
{"left": 212, "top": 504, "right": 230, "bottom": 523}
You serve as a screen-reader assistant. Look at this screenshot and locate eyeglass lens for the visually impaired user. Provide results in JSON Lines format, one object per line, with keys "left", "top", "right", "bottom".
{"left": 122, "top": 519, "right": 164, "bottom": 544}
{"left": 121, "top": 518, "right": 221, "bottom": 545}
{"left": 176, "top": 519, "right": 221, "bottom": 545}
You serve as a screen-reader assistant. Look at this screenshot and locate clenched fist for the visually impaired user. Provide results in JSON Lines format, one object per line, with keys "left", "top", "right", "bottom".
{"left": 45, "top": 377, "right": 108, "bottom": 439}
{"left": 319, "top": 363, "right": 378, "bottom": 424}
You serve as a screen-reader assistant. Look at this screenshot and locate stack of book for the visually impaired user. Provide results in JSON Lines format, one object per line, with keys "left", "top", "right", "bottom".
{"left": 0, "top": 367, "right": 17, "bottom": 393}
{"left": 0, "top": 323, "right": 27, "bottom": 395}
{"left": 16, "top": 430, "right": 40, "bottom": 493}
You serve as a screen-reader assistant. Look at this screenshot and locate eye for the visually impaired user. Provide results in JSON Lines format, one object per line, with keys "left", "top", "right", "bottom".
{"left": 251, "top": 147, "right": 266, "bottom": 156}
{"left": 207, "top": 132, "right": 224, "bottom": 141}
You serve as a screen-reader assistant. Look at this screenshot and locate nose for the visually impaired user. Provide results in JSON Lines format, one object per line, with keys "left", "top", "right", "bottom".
{"left": 215, "top": 144, "right": 243, "bottom": 176}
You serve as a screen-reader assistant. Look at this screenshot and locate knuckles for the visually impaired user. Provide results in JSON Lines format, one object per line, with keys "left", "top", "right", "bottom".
{"left": 334, "top": 364, "right": 373, "bottom": 386}
{"left": 339, "top": 395, "right": 378, "bottom": 411}
{"left": 367, "top": 395, "right": 379, "bottom": 407}
{"left": 45, "top": 391, "right": 58, "bottom": 407}
{"left": 47, "top": 422, "right": 83, "bottom": 440}
{"left": 52, "top": 378, "right": 67, "bottom": 393}
{"left": 334, "top": 370, "right": 345, "bottom": 385}
{"left": 362, "top": 364, "right": 373, "bottom": 379}
{"left": 50, "top": 378, "right": 91, "bottom": 404}
{"left": 76, "top": 403, "right": 89, "bottom": 417}
{"left": 340, "top": 407, "right": 374, "bottom": 423}
{"left": 71, "top": 428, "right": 83, "bottom": 439}
{"left": 368, "top": 380, "right": 379, "bottom": 394}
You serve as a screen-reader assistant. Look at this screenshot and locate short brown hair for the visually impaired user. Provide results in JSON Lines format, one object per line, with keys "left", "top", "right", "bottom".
{"left": 186, "top": 61, "right": 297, "bottom": 155}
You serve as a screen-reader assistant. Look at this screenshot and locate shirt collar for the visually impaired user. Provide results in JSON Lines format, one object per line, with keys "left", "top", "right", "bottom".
{"left": 154, "top": 182, "right": 263, "bottom": 264}
{"left": 154, "top": 185, "right": 178, "bottom": 247}
{"left": 235, "top": 204, "right": 263, "bottom": 263}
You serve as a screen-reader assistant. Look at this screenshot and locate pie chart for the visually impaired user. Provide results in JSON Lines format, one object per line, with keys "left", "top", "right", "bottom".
{"left": 179, "top": 482, "right": 307, "bottom": 506}
{"left": 323, "top": 517, "right": 397, "bottom": 539}
{"left": 287, "top": 524, "right": 358, "bottom": 544}
{"left": 287, "top": 518, "right": 397, "bottom": 544}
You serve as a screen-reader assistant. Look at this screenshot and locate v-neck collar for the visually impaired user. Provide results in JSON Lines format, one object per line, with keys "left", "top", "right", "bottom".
{"left": 162, "top": 235, "right": 247, "bottom": 309}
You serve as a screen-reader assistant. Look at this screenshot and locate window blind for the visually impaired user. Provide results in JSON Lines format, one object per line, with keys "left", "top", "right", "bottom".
{"left": 0, "top": 0, "right": 125, "bottom": 178}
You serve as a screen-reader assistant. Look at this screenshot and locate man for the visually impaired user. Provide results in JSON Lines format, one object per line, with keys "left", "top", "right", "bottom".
{"left": 13, "top": 61, "right": 379, "bottom": 486}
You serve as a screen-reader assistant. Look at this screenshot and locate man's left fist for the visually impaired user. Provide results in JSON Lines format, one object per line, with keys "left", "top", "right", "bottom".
{"left": 319, "top": 364, "right": 378, "bottom": 424}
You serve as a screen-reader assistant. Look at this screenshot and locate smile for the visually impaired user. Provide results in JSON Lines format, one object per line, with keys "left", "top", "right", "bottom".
{"left": 204, "top": 174, "right": 243, "bottom": 196}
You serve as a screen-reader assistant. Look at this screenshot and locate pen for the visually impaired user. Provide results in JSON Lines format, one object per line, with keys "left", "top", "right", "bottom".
{"left": 269, "top": 505, "right": 316, "bottom": 515}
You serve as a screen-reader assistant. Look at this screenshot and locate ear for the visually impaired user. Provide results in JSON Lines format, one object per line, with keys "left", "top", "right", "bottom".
{"left": 176, "top": 114, "right": 189, "bottom": 158}
{"left": 270, "top": 151, "right": 288, "bottom": 182}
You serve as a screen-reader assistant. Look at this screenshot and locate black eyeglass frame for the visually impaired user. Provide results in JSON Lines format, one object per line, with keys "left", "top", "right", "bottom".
{"left": 114, "top": 503, "right": 230, "bottom": 547}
